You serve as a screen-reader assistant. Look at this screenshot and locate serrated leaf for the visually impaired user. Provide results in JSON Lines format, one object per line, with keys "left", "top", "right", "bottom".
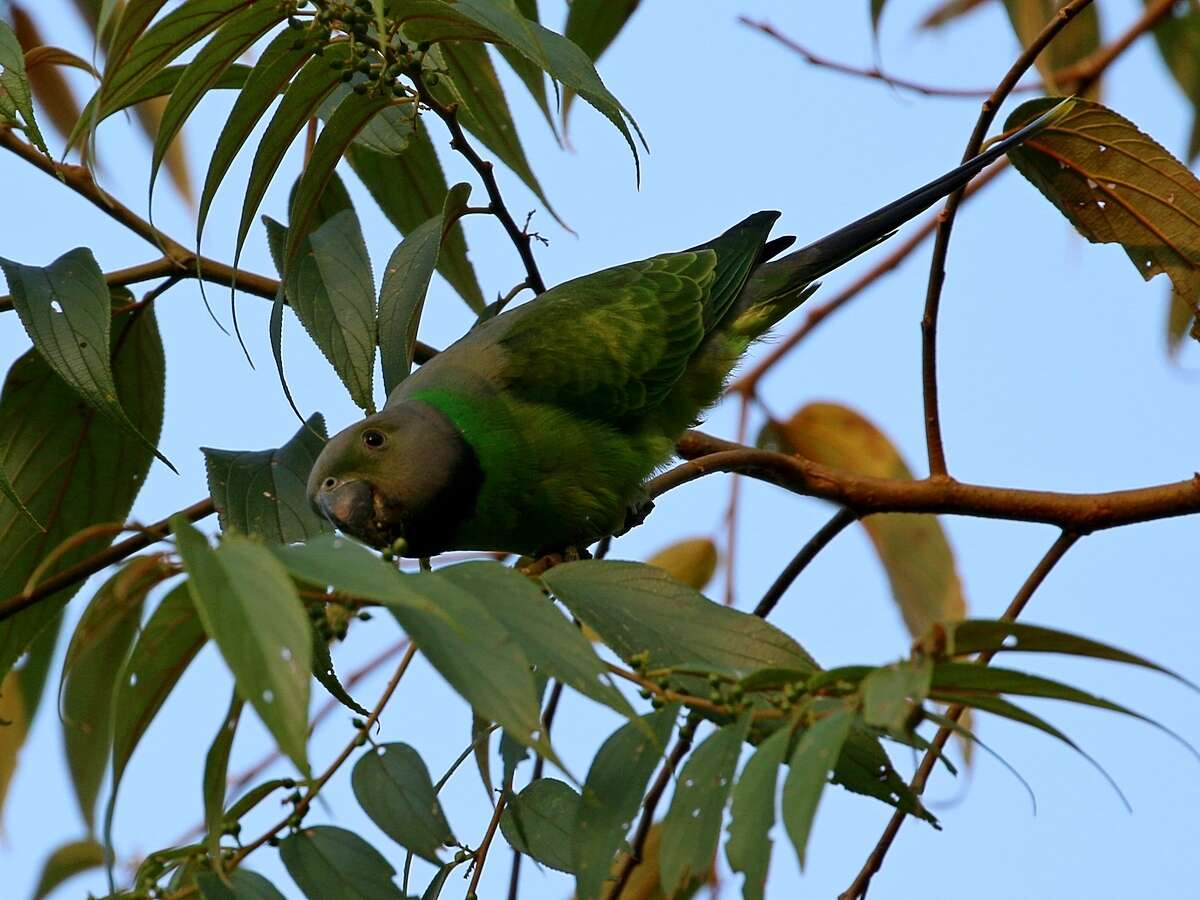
{"left": 74, "top": 61, "right": 251, "bottom": 135}
{"left": 378, "top": 181, "right": 471, "bottom": 393}
{"left": 1007, "top": 96, "right": 1200, "bottom": 334}
{"left": 196, "top": 29, "right": 312, "bottom": 254}
{"left": 272, "top": 536, "right": 544, "bottom": 752}
{"left": 782, "top": 706, "right": 854, "bottom": 870}
{"left": 318, "top": 81, "right": 415, "bottom": 156}
{"left": 12, "top": 8, "right": 84, "bottom": 144}
{"left": 349, "top": 122, "right": 485, "bottom": 311}
{"left": 352, "top": 743, "right": 454, "bottom": 864}
{"left": 660, "top": 713, "right": 750, "bottom": 896}
{"left": 861, "top": 658, "right": 932, "bottom": 734}
{"left": 646, "top": 537, "right": 717, "bottom": 591}
{"left": 726, "top": 725, "right": 791, "bottom": 900}
{"left": 436, "top": 561, "right": 635, "bottom": 720}
{"left": 265, "top": 210, "right": 378, "bottom": 414}
{"left": 30, "top": 837, "right": 105, "bottom": 900}
{"left": 1002, "top": 0, "right": 1101, "bottom": 95}
{"left": 0, "top": 16, "right": 47, "bottom": 152}
{"left": 174, "top": 524, "right": 311, "bottom": 774}
{"left": 573, "top": 706, "right": 678, "bottom": 900}
{"left": 392, "top": 0, "right": 644, "bottom": 178}
{"left": 560, "top": 0, "right": 640, "bottom": 133}
{"left": 1148, "top": 0, "right": 1200, "bottom": 164}
{"left": 769, "top": 402, "right": 966, "bottom": 636}
{"left": 61, "top": 555, "right": 167, "bottom": 830}
{"left": 203, "top": 690, "right": 244, "bottom": 875}
{"left": 0, "top": 303, "right": 164, "bottom": 684}
{"left": 202, "top": 414, "right": 332, "bottom": 543}
{"left": 197, "top": 868, "right": 288, "bottom": 900}
{"left": 495, "top": 0, "right": 557, "bottom": 136}
{"left": 280, "top": 826, "right": 406, "bottom": 900}
{"left": 150, "top": 2, "right": 286, "bottom": 207}
{"left": 500, "top": 777, "right": 579, "bottom": 874}
{"left": 543, "top": 560, "right": 818, "bottom": 676}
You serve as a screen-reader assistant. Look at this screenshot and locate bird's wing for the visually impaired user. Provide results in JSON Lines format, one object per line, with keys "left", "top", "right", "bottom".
{"left": 497, "top": 252, "right": 717, "bottom": 421}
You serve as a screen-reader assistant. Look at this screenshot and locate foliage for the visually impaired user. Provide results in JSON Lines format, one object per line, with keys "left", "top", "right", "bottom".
{"left": 0, "top": 1, "right": 1198, "bottom": 899}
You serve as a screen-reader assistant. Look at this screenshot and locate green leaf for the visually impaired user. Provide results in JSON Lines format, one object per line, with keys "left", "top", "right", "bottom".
{"left": 378, "top": 182, "right": 471, "bottom": 393}
{"left": 1002, "top": 0, "right": 1101, "bottom": 95}
{"left": 318, "top": 82, "right": 415, "bottom": 156}
{"left": 1148, "top": 0, "right": 1200, "bottom": 163}
{"left": 352, "top": 742, "right": 454, "bottom": 864}
{"left": 0, "top": 460, "right": 41, "bottom": 532}
{"left": 420, "top": 856, "right": 470, "bottom": 900}
{"left": 563, "top": 0, "right": 641, "bottom": 63}
{"left": 73, "top": 62, "right": 252, "bottom": 136}
{"left": 660, "top": 713, "right": 751, "bottom": 896}
{"left": 573, "top": 706, "right": 678, "bottom": 900}
{"left": 0, "top": 303, "right": 164, "bottom": 684}
{"left": 203, "top": 690, "right": 244, "bottom": 877}
{"left": 174, "top": 524, "right": 311, "bottom": 773}
{"left": 919, "top": 0, "right": 992, "bottom": 29}
{"left": 197, "top": 29, "right": 312, "bottom": 255}
{"left": 264, "top": 209, "right": 378, "bottom": 414}
{"left": 392, "top": 0, "right": 644, "bottom": 177}
{"left": 0, "top": 17, "right": 47, "bottom": 152}
{"left": 111, "top": 585, "right": 207, "bottom": 794}
{"left": 832, "top": 727, "right": 937, "bottom": 824}
{"left": 150, "top": 3, "right": 286, "bottom": 207}
{"left": 30, "top": 838, "right": 105, "bottom": 900}
{"left": 782, "top": 706, "right": 854, "bottom": 870}
{"left": 223, "top": 779, "right": 293, "bottom": 825}
{"left": 500, "top": 777, "right": 579, "bottom": 874}
{"left": 935, "top": 620, "right": 1197, "bottom": 688}
{"left": 272, "top": 536, "right": 544, "bottom": 752}
{"left": 202, "top": 414, "right": 332, "bottom": 544}
{"left": 436, "top": 562, "right": 635, "bottom": 720}
{"left": 197, "top": 869, "right": 288, "bottom": 900}
{"left": 311, "top": 628, "right": 369, "bottom": 717}
{"left": 725, "top": 725, "right": 792, "bottom": 900}
{"left": 495, "top": 0, "right": 557, "bottom": 136}
{"left": 1, "top": 251, "right": 172, "bottom": 470}
{"left": 427, "top": 41, "right": 562, "bottom": 226}
{"left": 1167, "top": 287, "right": 1196, "bottom": 357}
{"left": 103, "top": 1, "right": 170, "bottom": 77}
{"left": 870, "top": 0, "right": 888, "bottom": 36}
{"left": 1006, "top": 97, "right": 1200, "bottom": 334}
{"left": 348, "top": 121, "right": 485, "bottom": 311}
{"left": 543, "top": 560, "right": 819, "bottom": 675}
{"left": 769, "top": 403, "right": 966, "bottom": 636}
{"left": 279, "top": 826, "right": 406, "bottom": 900}
{"left": 61, "top": 555, "right": 167, "bottom": 830}
{"left": 861, "top": 658, "right": 933, "bottom": 734}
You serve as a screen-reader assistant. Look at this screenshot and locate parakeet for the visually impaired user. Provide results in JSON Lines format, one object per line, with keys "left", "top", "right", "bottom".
{"left": 308, "top": 109, "right": 1060, "bottom": 558}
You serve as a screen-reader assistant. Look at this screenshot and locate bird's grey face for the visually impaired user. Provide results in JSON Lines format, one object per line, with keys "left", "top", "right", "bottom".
{"left": 307, "top": 401, "right": 481, "bottom": 556}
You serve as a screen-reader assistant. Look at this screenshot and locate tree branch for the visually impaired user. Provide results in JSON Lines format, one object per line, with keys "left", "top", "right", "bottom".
{"left": 753, "top": 507, "right": 859, "bottom": 618}
{"left": 919, "top": 0, "right": 1096, "bottom": 478}
{"left": 838, "top": 530, "right": 1080, "bottom": 900}
{"left": 647, "top": 431, "right": 1200, "bottom": 533}
{"left": 409, "top": 70, "right": 548, "bottom": 296}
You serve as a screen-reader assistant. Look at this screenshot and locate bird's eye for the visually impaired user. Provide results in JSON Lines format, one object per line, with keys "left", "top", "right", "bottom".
{"left": 362, "top": 429, "right": 386, "bottom": 449}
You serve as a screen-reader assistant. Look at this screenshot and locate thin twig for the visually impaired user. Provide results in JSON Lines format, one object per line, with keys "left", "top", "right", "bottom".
{"left": 506, "top": 679, "right": 565, "bottom": 900}
{"left": 410, "top": 70, "right": 548, "bottom": 296}
{"left": 466, "top": 777, "right": 511, "bottom": 899}
{"left": 919, "top": 0, "right": 1097, "bottom": 478}
{"left": 839, "top": 530, "right": 1080, "bottom": 899}
{"left": 753, "top": 507, "right": 859, "bottom": 618}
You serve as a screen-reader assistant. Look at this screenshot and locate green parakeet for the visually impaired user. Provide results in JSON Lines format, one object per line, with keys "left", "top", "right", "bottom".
{"left": 308, "top": 108, "right": 1060, "bottom": 557}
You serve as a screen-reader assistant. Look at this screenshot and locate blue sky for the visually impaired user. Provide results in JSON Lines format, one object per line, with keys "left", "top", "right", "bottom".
{"left": 2, "top": 1, "right": 1198, "bottom": 897}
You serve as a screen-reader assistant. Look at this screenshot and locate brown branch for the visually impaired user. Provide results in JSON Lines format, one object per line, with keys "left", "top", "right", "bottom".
{"left": 838, "top": 530, "right": 1080, "bottom": 900}
{"left": 409, "top": 70, "right": 548, "bottom": 296}
{"left": 649, "top": 431, "right": 1200, "bottom": 533}
{"left": 753, "top": 507, "right": 859, "bottom": 619}
{"left": 920, "top": 0, "right": 1096, "bottom": 478}
{"left": 0, "top": 498, "right": 214, "bottom": 625}
{"left": 467, "top": 776, "right": 510, "bottom": 899}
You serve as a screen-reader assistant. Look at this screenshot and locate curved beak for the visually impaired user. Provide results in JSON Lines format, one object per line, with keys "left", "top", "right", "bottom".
{"left": 312, "top": 477, "right": 375, "bottom": 538}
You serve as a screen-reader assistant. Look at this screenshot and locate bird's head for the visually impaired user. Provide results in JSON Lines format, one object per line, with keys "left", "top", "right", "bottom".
{"left": 307, "top": 400, "right": 481, "bottom": 556}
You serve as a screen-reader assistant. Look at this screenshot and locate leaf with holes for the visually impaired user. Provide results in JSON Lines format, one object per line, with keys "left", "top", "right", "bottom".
{"left": 0, "top": 17, "right": 47, "bottom": 151}
{"left": 349, "top": 121, "right": 485, "bottom": 311}
{"left": 203, "top": 414, "right": 332, "bottom": 543}
{"left": 61, "top": 554, "right": 168, "bottom": 829}
{"left": 660, "top": 713, "right": 751, "bottom": 896}
{"left": 726, "top": 725, "right": 792, "bottom": 900}
{"left": 1002, "top": 0, "right": 1101, "bottom": 95}
{"left": 378, "top": 182, "right": 471, "bottom": 394}
{"left": 765, "top": 402, "right": 966, "bottom": 637}
{"left": 1007, "top": 97, "right": 1200, "bottom": 333}
{"left": 0, "top": 303, "right": 164, "bottom": 685}
{"left": 202, "top": 690, "right": 244, "bottom": 873}
{"left": 1, "top": 251, "right": 171, "bottom": 469}
{"left": 500, "top": 777, "right": 580, "bottom": 874}
{"left": 782, "top": 706, "right": 854, "bottom": 870}
{"left": 352, "top": 742, "right": 454, "bottom": 864}
{"left": 280, "top": 826, "right": 406, "bottom": 900}
{"left": 174, "top": 523, "right": 311, "bottom": 774}
{"left": 573, "top": 706, "right": 678, "bottom": 900}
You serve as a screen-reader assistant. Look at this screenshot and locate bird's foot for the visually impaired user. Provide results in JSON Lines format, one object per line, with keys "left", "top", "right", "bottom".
{"left": 616, "top": 494, "right": 656, "bottom": 537}
{"left": 518, "top": 545, "right": 591, "bottom": 577}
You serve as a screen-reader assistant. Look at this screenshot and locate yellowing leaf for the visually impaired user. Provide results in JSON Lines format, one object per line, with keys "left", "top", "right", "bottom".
{"left": 771, "top": 402, "right": 967, "bottom": 637}
{"left": 646, "top": 538, "right": 718, "bottom": 591}
{"left": 0, "top": 672, "right": 27, "bottom": 827}
{"left": 1002, "top": 0, "right": 1102, "bottom": 96}
{"left": 1007, "top": 98, "right": 1200, "bottom": 336}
